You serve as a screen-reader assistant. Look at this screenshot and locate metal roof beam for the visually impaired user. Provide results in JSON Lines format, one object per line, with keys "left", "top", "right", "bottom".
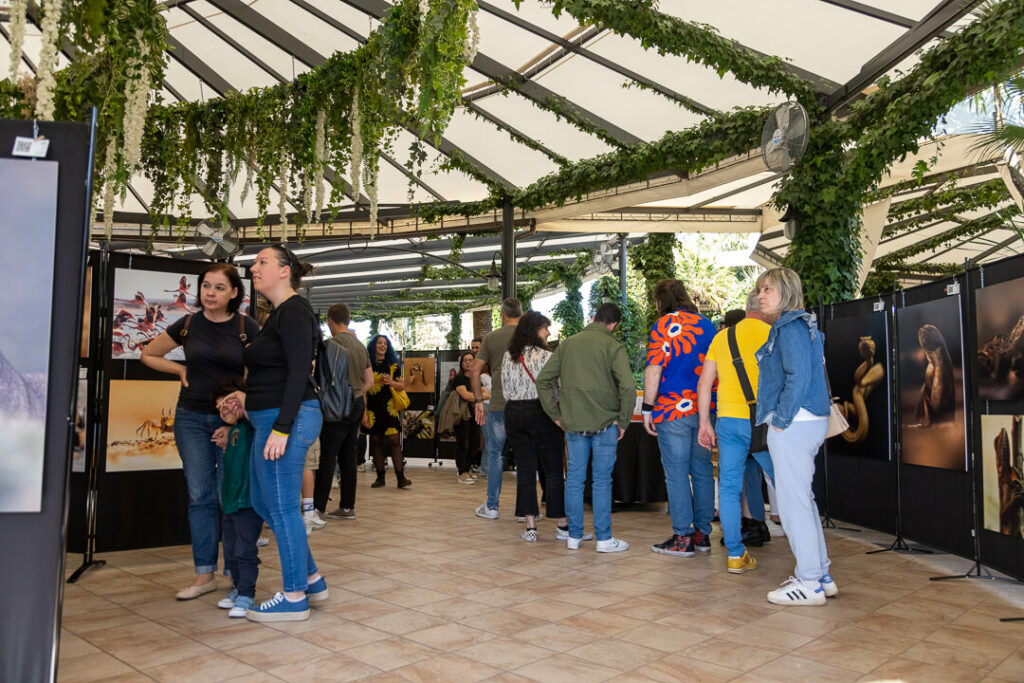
{"left": 178, "top": 3, "right": 291, "bottom": 82}
{"left": 165, "top": 35, "right": 235, "bottom": 96}
{"left": 971, "top": 231, "right": 1024, "bottom": 261}
{"left": 816, "top": 0, "right": 918, "bottom": 28}
{"left": 205, "top": 0, "right": 328, "bottom": 68}
{"left": 826, "top": 0, "right": 981, "bottom": 112}
{"left": 476, "top": 0, "right": 716, "bottom": 115}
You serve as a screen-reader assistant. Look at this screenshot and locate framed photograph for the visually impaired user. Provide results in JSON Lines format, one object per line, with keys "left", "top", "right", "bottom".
{"left": 105, "top": 380, "right": 182, "bottom": 472}
{"left": 401, "top": 409, "right": 435, "bottom": 440}
{"left": 0, "top": 159, "right": 58, "bottom": 513}
{"left": 403, "top": 356, "right": 436, "bottom": 393}
{"left": 73, "top": 368, "right": 88, "bottom": 474}
{"left": 896, "top": 295, "right": 967, "bottom": 471}
{"left": 110, "top": 269, "right": 198, "bottom": 360}
{"left": 975, "top": 276, "right": 1024, "bottom": 400}
{"left": 980, "top": 415, "right": 1024, "bottom": 539}
{"left": 825, "top": 310, "right": 892, "bottom": 459}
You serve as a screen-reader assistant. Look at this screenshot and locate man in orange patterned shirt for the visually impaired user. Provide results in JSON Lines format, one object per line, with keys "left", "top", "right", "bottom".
{"left": 642, "top": 279, "right": 718, "bottom": 558}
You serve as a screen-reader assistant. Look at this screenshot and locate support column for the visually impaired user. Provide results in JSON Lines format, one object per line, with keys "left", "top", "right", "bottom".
{"left": 619, "top": 236, "right": 628, "bottom": 308}
{"left": 472, "top": 309, "right": 492, "bottom": 339}
{"left": 501, "top": 198, "right": 516, "bottom": 301}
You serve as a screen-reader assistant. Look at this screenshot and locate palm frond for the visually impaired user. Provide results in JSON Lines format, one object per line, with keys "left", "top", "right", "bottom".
{"left": 968, "top": 122, "right": 1024, "bottom": 159}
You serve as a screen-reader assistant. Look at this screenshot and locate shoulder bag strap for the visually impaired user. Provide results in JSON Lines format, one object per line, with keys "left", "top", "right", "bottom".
{"left": 727, "top": 325, "right": 758, "bottom": 424}
{"left": 179, "top": 313, "right": 193, "bottom": 345}
{"left": 237, "top": 313, "right": 248, "bottom": 344}
{"left": 518, "top": 353, "right": 536, "bottom": 383}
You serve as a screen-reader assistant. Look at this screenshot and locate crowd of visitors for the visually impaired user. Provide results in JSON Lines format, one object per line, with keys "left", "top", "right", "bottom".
{"left": 156, "top": 254, "right": 836, "bottom": 621}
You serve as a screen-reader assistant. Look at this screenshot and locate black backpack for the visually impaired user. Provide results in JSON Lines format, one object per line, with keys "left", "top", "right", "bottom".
{"left": 312, "top": 337, "right": 356, "bottom": 422}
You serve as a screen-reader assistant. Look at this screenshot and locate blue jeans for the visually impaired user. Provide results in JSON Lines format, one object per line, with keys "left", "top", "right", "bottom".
{"left": 173, "top": 407, "right": 225, "bottom": 574}
{"left": 222, "top": 507, "right": 263, "bottom": 599}
{"left": 483, "top": 409, "right": 506, "bottom": 509}
{"left": 768, "top": 419, "right": 831, "bottom": 584}
{"left": 655, "top": 414, "right": 715, "bottom": 537}
{"left": 717, "top": 417, "right": 775, "bottom": 557}
{"left": 248, "top": 400, "right": 322, "bottom": 592}
{"left": 745, "top": 456, "right": 768, "bottom": 522}
{"left": 565, "top": 425, "right": 618, "bottom": 541}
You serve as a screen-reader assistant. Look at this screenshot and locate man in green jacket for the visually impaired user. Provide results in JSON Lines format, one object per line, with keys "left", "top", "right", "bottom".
{"left": 537, "top": 303, "right": 636, "bottom": 552}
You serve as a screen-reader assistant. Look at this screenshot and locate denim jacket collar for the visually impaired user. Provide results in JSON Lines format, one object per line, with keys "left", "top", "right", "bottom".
{"left": 756, "top": 310, "right": 818, "bottom": 362}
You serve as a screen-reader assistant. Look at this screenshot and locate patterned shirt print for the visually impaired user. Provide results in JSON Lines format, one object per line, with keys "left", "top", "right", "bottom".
{"left": 645, "top": 310, "right": 717, "bottom": 423}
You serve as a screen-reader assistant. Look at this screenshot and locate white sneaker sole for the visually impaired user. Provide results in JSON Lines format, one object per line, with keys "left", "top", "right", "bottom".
{"left": 245, "top": 608, "right": 310, "bottom": 622}
{"left": 596, "top": 541, "right": 629, "bottom": 553}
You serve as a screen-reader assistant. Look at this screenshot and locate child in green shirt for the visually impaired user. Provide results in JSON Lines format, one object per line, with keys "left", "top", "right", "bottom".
{"left": 212, "top": 381, "right": 262, "bottom": 618}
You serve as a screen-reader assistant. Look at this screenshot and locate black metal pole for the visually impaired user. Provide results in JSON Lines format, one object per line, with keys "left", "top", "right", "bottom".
{"left": 501, "top": 198, "right": 515, "bottom": 301}
{"left": 619, "top": 236, "right": 628, "bottom": 308}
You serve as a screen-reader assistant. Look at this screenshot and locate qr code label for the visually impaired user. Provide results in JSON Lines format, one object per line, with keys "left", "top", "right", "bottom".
{"left": 13, "top": 138, "right": 33, "bottom": 154}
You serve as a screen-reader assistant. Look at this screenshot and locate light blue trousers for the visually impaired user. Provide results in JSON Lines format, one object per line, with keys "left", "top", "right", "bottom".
{"left": 767, "top": 419, "right": 831, "bottom": 585}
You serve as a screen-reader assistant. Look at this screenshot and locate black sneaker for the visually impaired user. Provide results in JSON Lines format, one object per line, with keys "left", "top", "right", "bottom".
{"left": 692, "top": 529, "right": 711, "bottom": 552}
{"left": 741, "top": 518, "right": 765, "bottom": 547}
{"left": 650, "top": 534, "right": 694, "bottom": 557}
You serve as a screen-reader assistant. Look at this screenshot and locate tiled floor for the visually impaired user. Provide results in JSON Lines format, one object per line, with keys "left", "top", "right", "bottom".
{"left": 59, "top": 466, "right": 1024, "bottom": 682}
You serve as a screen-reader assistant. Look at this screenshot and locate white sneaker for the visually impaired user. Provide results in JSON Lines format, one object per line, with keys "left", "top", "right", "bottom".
{"left": 304, "top": 510, "right": 326, "bottom": 529}
{"left": 256, "top": 536, "right": 269, "bottom": 547}
{"left": 767, "top": 577, "right": 826, "bottom": 606}
{"left": 458, "top": 472, "right": 476, "bottom": 485}
{"left": 820, "top": 573, "right": 839, "bottom": 598}
{"left": 768, "top": 520, "right": 786, "bottom": 537}
{"left": 516, "top": 514, "right": 543, "bottom": 523}
{"left": 555, "top": 528, "right": 593, "bottom": 542}
{"left": 475, "top": 504, "right": 498, "bottom": 519}
{"left": 566, "top": 537, "right": 583, "bottom": 550}
{"left": 521, "top": 529, "right": 538, "bottom": 542}
{"left": 304, "top": 518, "right": 313, "bottom": 536}
{"left": 596, "top": 538, "right": 629, "bottom": 553}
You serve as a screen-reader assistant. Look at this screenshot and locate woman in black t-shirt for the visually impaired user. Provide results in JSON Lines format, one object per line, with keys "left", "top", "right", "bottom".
{"left": 141, "top": 263, "right": 259, "bottom": 601}
{"left": 218, "top": 245, "right": 326, "bottom": 622}
{"left": 453, "top": 351, "right": 486, "bottom": 483}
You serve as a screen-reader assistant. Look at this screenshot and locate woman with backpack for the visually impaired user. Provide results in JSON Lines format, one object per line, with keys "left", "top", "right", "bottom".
{"left": 141, "top": 263, "right": 259, "bottom": 601}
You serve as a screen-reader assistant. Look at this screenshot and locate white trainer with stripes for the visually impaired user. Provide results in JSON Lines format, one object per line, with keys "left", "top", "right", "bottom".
{"left": 766, "top": 577, "right": 826, "bottom": 606}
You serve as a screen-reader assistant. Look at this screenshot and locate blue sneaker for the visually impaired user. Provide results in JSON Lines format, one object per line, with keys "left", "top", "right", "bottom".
{"left": 228, "top": 595, "right": 254, "bottom": 618}
{"left": 820, "top": 573, "right": 838, "bottom": 598}
{"left": 217, "top": 588, "right": 238, "bottom": 609}
{"left": 306, "top": 576, "right": 329, "bottom": 603}
{"left": 245, "top": 592, "right": 310, "bottom": 622}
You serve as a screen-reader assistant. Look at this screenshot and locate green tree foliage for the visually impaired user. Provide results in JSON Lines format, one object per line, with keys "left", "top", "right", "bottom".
{"left": 445, "top": 310, "right": 462, "bottom": 350}
{"left": 674, "top": 235, "right": 760, "bottom": 318}
{"left": 588, "top": 276, "right": 646, "bottom": 377}
{"left": 553, "top": 271, "right": 585, "bottom": 339}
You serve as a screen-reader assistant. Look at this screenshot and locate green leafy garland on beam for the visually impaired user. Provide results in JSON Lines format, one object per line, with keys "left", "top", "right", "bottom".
{"left": 629, "top": 232, "right": 676, "bottom": 325}
{"left": 777, "top": 0, "right": 1024, "bottom": 304}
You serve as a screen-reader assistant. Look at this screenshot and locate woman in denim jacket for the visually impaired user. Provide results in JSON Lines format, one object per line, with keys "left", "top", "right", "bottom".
{"left": 754, "top": 268, "right": 836, "bottom": 606}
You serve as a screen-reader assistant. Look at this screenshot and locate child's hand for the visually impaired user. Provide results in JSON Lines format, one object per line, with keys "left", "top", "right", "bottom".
{"left": 211, "top": 426, "right": 229, "bottom": 450}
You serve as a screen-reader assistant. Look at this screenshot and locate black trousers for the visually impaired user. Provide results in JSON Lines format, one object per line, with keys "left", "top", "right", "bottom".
{"left": 315, "top": 396, "right": 364, "bottom": 512}
{"left": 505, "top": 399, "right": 565, "bottom": 519}
{"left": 222, "top": 507, "right": 263, "bottom": 599}
{"left": 453, "top": 417, "right": 481, "bottom": 474}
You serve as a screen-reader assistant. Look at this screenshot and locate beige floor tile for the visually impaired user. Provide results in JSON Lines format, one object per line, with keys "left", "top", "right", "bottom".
{"left": 687, "top": 637, "right": 783, "bottom": 672}
{"left": 749, "top": 654, "right": 861, "bottom": 682}
{"left": 298, "top": 620, "right": 390, "bottom": 651}
{"left": 226, "top": 635, "right": 331, "bottom": 670}
{"left": 403, "top": 622, "right": 495, "bottom": 651}
{"left": 863, "top": 656, "right": 984, "bottom": 683}
{"left": 616, "top": 623, "right": 710, "bottom": 653}
{"left": 514, "top": 622, "right": 600, "bottom": 653}
{"left": 266, "top": 653, "right": 382, "bottom": 682}
{"left": 458, "top": 609, "right": 550, "bottom": 636}
{"left": 513, "top": 654, "right": 620, "bottom": 682}
{"left": 392, "top": 653, "right": 500, "bottom": 682}
{"left": 717, "top": 623, "right": 817, "bottom": 653}
{"left": 633, "top": 655, "right": 742, "bottom": 683}
{"left": 558, "top": 609, "right": 645, "bottom": 635}
{"left": 343, "top": 637, "right": 438, "bottom": 671}
{"left": 988, "top": 646, "right": 1024, "bottom": 681}
{"left": 564, "top": 638, "right": 665, "bottom": 671}
{"left": 791, "top": 639, "right": 888, "bottom": 674}
{"left": 59, "top": 630, "right": 102, "bottom": 659}
{"left": 142, "top": 652, "right": 259, "bottom": 682}
{"left": 459, "top": 637, "right": 552, "bottom": 669}
{"left": 59, "top": 652, "right": 136, "bottom": 683}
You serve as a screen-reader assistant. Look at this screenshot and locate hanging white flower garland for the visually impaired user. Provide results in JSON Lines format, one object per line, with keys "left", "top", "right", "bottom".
{"left": 349, "top": 88, "right": 362, "bottom": 202}
{"left": 122, "top": 30, "right": 153, "bottom": 171}
{"left": 364, "top": 159, "right": 379, "bottom": 232}
{"left": 8, "top": 0, "right": 28, "bottom": 82}
{"left": 35, "top": 0, "right": 64, "bottom": 120}
{"left": 464, "top": 4, "right": 480, "bottom": 63}
{"left": 278, "top": 154, "right": 289, "bottom": 237}
{"left": 101, "top": 139, "right": 118, "bottom": 240}
{"left": 313, "top": 108, "right": 326, "bottom": 220}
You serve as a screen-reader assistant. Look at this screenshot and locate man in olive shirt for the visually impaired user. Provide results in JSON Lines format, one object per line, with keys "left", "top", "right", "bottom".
{"left": 537, "top": 303, "right": 636, "bottom": 552}
{"left": 469, "top": 297, "right": 522, "bottom": 519}
{"left": 315, "top": 303, "right": 373, "bottom": 520}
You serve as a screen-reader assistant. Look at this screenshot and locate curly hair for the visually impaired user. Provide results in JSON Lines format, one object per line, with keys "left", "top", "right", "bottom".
{"left": 367, "top": 334, "right": 398, "bottom": 371}
{"left": 507, "top": 311, "right": 551, "bottom": 362}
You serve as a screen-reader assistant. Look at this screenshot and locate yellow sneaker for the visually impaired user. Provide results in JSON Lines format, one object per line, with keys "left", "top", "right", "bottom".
{"left": 727, "top": 551, "right": 757, "bottom": 574}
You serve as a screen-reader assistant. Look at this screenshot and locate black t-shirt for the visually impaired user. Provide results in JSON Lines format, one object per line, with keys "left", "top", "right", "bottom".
{"left": 452, "top": 375, "right": 474, "bottom": 403}
{"left": 243, "top": 295, "right": 318, "bottom": 433}
{"left": 167, "top": 312, "right": 260, "bottom": 414}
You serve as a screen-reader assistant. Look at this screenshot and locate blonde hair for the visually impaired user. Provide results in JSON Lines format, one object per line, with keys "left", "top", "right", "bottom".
{"left": 755, "top": 267, "right": 804, "bottom": 316}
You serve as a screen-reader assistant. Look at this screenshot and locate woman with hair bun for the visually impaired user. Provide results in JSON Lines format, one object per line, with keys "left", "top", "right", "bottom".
{"left": 218, "top": 245, "right": 326, "bottom": 622}
{"left": 142, "top": 262, "right": 259, "bottom": 601}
